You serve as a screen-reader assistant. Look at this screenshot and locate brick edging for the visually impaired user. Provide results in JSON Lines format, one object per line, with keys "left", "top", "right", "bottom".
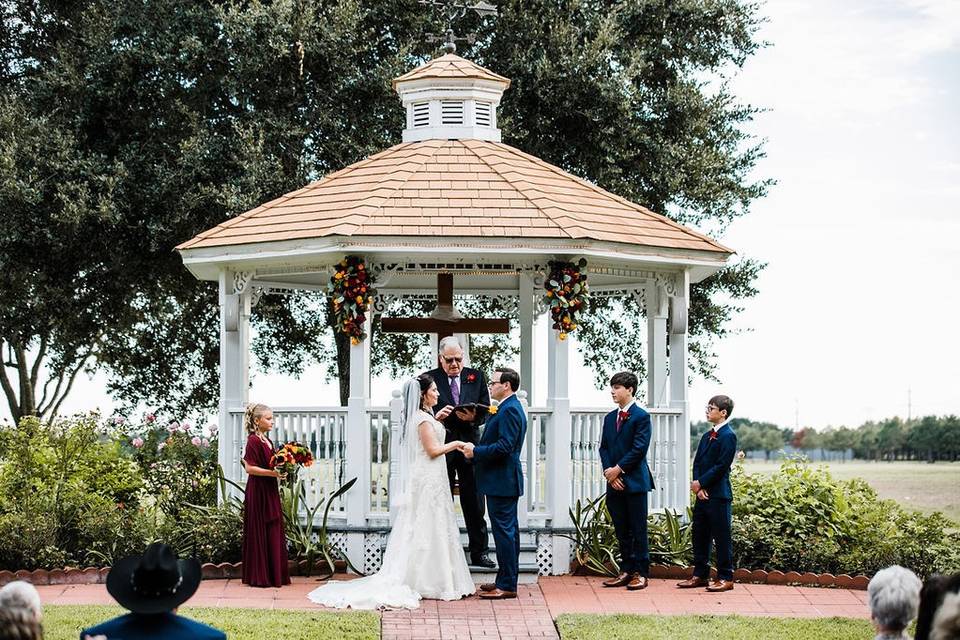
{"left": 572, "top": 562, "right": 871, "bottom": 590}
{"left": 0, "top": 559, "right": 347, "bottom": 587}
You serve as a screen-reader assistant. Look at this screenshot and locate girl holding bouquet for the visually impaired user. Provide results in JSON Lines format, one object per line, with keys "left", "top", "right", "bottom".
{"left": 241, "top": 402, "right": 291, "bottom": 588}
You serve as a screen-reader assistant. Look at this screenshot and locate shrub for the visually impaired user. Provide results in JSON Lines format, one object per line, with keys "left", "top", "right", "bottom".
{"left": 732, "top": 458, "right": 960, "bottom": 578}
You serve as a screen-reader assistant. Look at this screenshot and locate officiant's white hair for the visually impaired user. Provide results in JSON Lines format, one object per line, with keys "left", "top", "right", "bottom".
{"left": 438, "top": 336, "right": 462, "bottom": 353}
{"left": 0, "top": 580, "right": 42, "bottom": 620}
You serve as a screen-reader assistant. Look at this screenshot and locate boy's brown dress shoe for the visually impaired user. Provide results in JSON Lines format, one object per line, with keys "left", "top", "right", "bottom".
{"left": 676, "top": 576, "right": 710, "bottom": 588}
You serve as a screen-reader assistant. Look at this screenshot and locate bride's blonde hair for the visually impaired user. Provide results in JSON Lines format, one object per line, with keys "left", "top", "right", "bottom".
{"left": 244, "top": 403, "right": 271, "bottom": 434}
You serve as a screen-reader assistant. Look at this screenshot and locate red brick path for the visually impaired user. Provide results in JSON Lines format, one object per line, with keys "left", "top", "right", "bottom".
{"left": 35, "top": 575, "right": 870, "bottom": 639}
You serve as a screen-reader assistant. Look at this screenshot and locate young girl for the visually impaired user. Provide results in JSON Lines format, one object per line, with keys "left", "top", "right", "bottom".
{"left": 241, "top": 403, "right": 290, "bottom": 588}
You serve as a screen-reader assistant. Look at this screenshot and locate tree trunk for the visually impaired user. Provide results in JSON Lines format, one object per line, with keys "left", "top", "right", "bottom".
{"left": 326, "top": 300, "right": 351, "bottom": 406}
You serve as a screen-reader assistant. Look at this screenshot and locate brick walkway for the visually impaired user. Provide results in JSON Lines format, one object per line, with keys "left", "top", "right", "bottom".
{"left": 35, "top": 575, "right": 870, "bottom": 639}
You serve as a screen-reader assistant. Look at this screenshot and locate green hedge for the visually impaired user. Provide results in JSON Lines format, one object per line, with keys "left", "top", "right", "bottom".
{"left": 732, "top": 458, "right": 960, "bottom": 577}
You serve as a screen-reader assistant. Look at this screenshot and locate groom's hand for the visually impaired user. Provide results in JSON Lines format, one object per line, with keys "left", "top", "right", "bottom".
{"left": 435, "top": 405, "right": 454, "bottom": 421}
{"left": 461, "top": 442, "right": 475, "bottom": 459}
{"left": 454, "top": 406, "right": 476, "bottom": 422}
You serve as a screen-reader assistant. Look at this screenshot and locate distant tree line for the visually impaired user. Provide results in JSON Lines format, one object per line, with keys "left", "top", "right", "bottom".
{"left": 690, "top": 415, "right": 960, "bottom": 462}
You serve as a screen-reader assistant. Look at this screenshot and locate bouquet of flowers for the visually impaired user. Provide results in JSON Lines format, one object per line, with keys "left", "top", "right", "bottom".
{"left": 269, "top": 441, "right": 314, "bottom": 478}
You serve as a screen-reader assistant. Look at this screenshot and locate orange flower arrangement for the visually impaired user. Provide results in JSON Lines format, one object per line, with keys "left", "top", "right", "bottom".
{"left": 269, "top": 441, "right": 314, "bottom": 477}
{"left": 544, "top": 258, "right": 589, "bottom": 340}
{"left": 328, "top": 255, "right": 374, "bottom": 345}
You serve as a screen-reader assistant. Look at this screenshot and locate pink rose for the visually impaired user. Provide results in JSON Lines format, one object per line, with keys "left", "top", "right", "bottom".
{"left": 132, "top": 437, "right": 144, "bottom": 448}
{"left": 158, "top": 442, "right": 167, "bottom": 451}
{"left": 191, "top": 436, "right": 202, "bottom": 446}
{"left": 145, "top": 413, "right": 156, "bottom": 423}
{"left": 201, "top": 438, "right": 210, "bottom": 448}
{"left": 208, "top": 424, "right": 218, "bottom": 436}
{"left": 167, "top": 421, "right": 180, "bottom": 433}
{"left": 182, "top": 421, "right": 192, "bottom": 431}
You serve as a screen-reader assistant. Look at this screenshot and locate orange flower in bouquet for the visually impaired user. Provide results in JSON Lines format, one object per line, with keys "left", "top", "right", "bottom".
{"left": 269, "top": 441, "right": 314, "bottom": 478}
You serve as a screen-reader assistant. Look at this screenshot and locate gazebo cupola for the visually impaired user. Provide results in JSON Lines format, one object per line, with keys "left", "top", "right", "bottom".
{"left": 392, "top": 53, "right": 510, "bottom": 143}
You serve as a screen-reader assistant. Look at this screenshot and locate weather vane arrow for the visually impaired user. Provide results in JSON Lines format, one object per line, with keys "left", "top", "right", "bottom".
{"left": 420, "top": 0, "right": 498, "bottom": 54}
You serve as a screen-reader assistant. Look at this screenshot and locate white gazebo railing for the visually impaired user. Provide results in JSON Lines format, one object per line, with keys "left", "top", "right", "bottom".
{"left": 227, "top": 403, "right": 685, "bottom": 523}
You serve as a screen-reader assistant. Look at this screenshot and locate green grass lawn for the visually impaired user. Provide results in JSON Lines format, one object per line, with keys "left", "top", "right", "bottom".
{"left": 556, "top": 614, "right": 872, "bottom": 640}
{"left": 43, "top": 605, "right": 379, "bottom": 640}
{"left": 742, "top": 459, "right": 960, "bottom": 523}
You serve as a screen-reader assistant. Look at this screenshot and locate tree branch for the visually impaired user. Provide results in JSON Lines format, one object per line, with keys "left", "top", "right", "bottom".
{"left": 14, "top": 343, "right": 32, "bottom": 417}
{"left": 0, "top": 341, "right": 20, "bottom": 422}
{"left": 30, "top": 334, "right": 47, "bottom": 389}
{"left": 48, "top": 353, "right": 93, "bottom": 420}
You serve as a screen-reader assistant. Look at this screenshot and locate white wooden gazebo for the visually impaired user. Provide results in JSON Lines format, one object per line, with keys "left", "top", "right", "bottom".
{"left": 177, "top": 53, "right": 732, "bottom": 576}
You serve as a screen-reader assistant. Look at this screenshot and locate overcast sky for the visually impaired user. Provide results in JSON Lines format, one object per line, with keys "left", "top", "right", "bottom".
{"left": 57, "top": 0, "right": 959, "bottom": 430}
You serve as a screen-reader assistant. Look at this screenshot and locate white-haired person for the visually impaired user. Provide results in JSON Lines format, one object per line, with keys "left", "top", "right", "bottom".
{"left": 0, "top": 580, "right": 43, "bottom": 640}
{"left": 868, "top": 565, "right": 923, "bottom": 640}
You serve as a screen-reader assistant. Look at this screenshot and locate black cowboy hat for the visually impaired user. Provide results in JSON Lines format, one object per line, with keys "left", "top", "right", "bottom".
{"left": 106, "top": 543, "right": 202, "bottom": 614}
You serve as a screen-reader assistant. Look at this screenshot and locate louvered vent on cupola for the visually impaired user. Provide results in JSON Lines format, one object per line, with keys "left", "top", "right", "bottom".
{"left": 394, "top": 54, "right": 510, "bottom": 143}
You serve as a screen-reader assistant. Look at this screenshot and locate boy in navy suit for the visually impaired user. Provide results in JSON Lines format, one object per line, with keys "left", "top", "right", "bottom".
{"left": 598, "top": 371, "right": 655, "bottom": 591}
{"left": 677, "top": 395, "right": 738, "bottom": 592}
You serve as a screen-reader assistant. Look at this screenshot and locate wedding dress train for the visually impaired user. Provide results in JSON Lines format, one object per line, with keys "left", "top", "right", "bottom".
{"left": 306, "top": 409, "right": 474, "bottom": 609}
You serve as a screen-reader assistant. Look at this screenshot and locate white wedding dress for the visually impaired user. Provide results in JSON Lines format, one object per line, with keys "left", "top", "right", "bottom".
{"left": 307, "top": 409, "right": 474, "bottom": 609}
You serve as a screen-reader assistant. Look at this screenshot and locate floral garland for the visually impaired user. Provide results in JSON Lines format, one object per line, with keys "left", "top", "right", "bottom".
{"left": 544, "top": 258, "right": 589, "bottom": 340}
{"left": 329, "top": 255, "right": 373, "bottom": 345}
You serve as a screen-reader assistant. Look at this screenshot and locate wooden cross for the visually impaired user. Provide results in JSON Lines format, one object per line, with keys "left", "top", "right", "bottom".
{"left": 380, "top": 273, "right": 510, "bottom": 341}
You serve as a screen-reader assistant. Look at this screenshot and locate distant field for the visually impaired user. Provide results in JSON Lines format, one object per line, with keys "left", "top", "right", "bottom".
{"left": 741, "top": 460, "right": 960, "bottom": 524}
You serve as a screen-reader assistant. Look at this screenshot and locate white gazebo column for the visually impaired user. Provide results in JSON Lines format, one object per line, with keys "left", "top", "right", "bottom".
{"left": 344, "top": 317, "right": 372, "bottom": 570}
{"left": 218, "top": 270, "right": 250, "bottom": 495}
{"left": 519, "top": 273, "right": 536, "bottom": 402}
{"left": 669, "top": 270, "right": 692, "bottom": 513}
{"left": 646, "top": 282, "right": 669, "bottom": 408}
{"left": 546, "top": 330, "right": 572, "bottom": 574}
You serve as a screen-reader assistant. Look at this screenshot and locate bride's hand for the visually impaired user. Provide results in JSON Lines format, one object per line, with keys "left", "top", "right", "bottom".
{"left": 435, "top": 405, "right": 454, "bottom": 421}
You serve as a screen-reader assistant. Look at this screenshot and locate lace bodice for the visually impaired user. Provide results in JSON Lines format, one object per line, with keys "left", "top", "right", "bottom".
{"left": 412, "top": 410, "right": 446, "bottom": 463}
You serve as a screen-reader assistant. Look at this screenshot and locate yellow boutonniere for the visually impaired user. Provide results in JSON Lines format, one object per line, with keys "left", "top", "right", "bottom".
{"left": 487, "top": 405, "right": 498, "bottom": 415}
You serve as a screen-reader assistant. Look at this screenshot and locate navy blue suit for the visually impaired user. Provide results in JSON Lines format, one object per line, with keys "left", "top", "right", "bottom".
{"left": 81, "top": 612, "right": 226, "bottom": 640}
{"left": 472, "top": 393, "right": 526, "bottom": 591}
{"left": 691, "top": 423, "right": 737, "bottom": 580}
{"left": 598, "top": 403, "right": 655, "bottom": 576}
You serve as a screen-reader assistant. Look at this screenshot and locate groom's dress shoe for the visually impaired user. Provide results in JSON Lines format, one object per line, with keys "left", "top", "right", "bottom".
{"left": 626, "top": 575, "right": 648, "bottom": 590}
{"left": 478, "top": 588, "right": 517, "bottom": 600}
{"left": 471, "top": 554, "right": 496, "bottom": 569}
{"left": 479, "top": 583, "right": 497, "bottom": 592}
{"left": 602, "top": 572, "right": 633, "bottom": 588}
{"left": 706, "top": 579, "right": 734, "bottom": 592}
{"left": 676, "top": 576, "right": 710, "bottom": 589}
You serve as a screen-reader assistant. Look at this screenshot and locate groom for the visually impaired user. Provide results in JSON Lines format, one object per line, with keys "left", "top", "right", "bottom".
{"left": 462, "top": 367, "right": 526, "bottom": 599}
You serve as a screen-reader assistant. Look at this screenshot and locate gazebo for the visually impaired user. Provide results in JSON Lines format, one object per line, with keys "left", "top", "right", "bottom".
{"left": 177, "top": 53, "right": 732, "bottom": 576}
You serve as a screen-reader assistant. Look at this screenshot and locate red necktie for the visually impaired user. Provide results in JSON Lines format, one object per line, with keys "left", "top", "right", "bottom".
{"left": 617, "top": 411, "right": 629, "bottom": 432}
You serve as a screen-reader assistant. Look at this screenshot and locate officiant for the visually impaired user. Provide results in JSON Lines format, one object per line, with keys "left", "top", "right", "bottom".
{"left": 424, "top": 336, "right": 495, "bottom": 569}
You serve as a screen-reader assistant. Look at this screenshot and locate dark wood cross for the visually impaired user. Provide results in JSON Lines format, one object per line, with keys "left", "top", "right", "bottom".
{"left": 380, "top": 273, "right": 509, "bottom": 341}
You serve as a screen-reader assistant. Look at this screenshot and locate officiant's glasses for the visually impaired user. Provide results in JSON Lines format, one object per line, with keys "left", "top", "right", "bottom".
{"left": 442, "top": 356, "right": 463, "bottom": 364}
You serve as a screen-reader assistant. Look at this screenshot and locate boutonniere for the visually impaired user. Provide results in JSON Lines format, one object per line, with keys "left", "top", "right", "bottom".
{"left": 708, "top": 430, "right": 718, "bottom": 441}
{"left": 484, "top": 403, "right": 498, "bottom": 415}
{"left": 465, "top": 373, "right": 477, "bottom": 383}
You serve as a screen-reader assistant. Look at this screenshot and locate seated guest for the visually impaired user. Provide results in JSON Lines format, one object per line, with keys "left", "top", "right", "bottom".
{"left": 0, "top": 580, "right": 43, "bottom": 622}
{"left": 867, "top": 565, "right": 922, "bottom": 640}
{"left": 0, "top": 606, "right": 42, "bottom": 640}
{"left": 80, "top": 542, "right": 226, "bottom": 640}
{"left": 915, "top": 573, "right": 960, "bottom": 640}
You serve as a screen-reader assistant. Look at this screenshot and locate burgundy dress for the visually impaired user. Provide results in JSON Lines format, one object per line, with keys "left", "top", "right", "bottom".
{"left": 242, "top": 433, "right": 290, "bottom": 587}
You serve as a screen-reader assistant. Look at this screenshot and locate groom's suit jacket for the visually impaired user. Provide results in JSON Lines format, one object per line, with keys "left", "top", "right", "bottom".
{"left": 472, "top": 393, "right": 526, "bottom": 497}
{"left": 424, "top": 366, "right": 490, "bottom": 442}
{"left": 598, "top": 403, "right": 656, "bottom": 494}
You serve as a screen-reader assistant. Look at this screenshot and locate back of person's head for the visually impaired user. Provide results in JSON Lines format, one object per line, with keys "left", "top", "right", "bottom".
{"left": 915, "top": 573, "right": 960, "bottom": 640}
{"left": 867, "top": 565, "right": 922, "bottom": 633}
{"left": 0, "top": 606, "right": 43, "bottom": 640}
{"left": 0, "top": 581, "right": 42, "bottom": 621}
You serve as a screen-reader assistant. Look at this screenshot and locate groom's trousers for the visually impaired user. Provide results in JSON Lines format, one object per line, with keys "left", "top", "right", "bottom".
{"left": 486, "top": 495, "right": 520, "bottom": 591}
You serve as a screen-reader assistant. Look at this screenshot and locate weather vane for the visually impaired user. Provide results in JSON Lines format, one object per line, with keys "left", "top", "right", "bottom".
{"left": 419, "top": 0, "right": 498, "bottom": 54}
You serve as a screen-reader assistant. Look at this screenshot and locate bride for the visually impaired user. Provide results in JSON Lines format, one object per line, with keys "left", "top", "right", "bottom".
{"left": 307, "top": 374, "right": 476, "bottom": 609}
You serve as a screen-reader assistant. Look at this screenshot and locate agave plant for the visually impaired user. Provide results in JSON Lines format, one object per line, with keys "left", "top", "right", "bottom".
{"left": 561, "top": 495, "right": 694, "bottom": 575}
{"left": 280, "top": 476, "right": 361, "bottom": 579}
{"left": 560, "top": 494, "right": 621, "bottom": 576}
